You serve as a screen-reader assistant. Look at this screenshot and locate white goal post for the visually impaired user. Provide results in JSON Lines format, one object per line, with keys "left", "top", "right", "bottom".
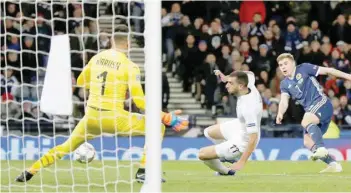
{"left": 143, "top": 0, "right": 162, "bottom": 191}
{"left": 1, "top": 0, "right": 161, "bottom": 192}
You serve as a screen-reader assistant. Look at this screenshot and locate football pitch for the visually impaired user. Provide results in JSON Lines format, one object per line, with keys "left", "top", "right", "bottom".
{"left": 1, "top": 161, "right": 351, "bottom": 192}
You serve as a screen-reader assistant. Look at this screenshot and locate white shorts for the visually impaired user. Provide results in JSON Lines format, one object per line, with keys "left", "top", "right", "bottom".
{"left": 214, "top": 119, "right": 247, "bottom": 161}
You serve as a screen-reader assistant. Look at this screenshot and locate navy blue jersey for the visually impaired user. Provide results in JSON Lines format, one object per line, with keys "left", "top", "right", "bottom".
{"left": 280, "top": 63, "right": 327, "bottom": 111}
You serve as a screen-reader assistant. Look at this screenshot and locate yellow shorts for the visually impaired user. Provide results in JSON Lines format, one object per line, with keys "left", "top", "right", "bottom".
{"left": 70, "top": 106, "right": 147, "bottom": 141}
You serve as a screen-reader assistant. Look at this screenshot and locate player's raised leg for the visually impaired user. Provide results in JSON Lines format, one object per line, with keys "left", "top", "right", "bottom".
{"left": 198, "top": 124, "right": 237, "bottom": 176}
{"left": 15, "top": 117, "right": 94, "bottom": 182}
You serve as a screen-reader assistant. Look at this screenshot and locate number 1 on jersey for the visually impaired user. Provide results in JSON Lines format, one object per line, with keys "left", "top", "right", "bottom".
{"left": 97, "top": 71, "right": 108, "bottom": 95}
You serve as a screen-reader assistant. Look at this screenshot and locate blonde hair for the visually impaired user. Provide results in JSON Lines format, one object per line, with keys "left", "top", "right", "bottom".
{"left": 276, "top": 53, "right": 295, "bottom": 63}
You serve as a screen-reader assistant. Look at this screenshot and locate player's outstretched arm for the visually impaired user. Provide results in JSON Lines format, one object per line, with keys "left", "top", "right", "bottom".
{"left": 276, "top": 93, "right": 289, "bottom": 124}
{"left": 318, "top": 67, "right": 351, "bottom": 81}
{"left": 230, "top": 133, "right": 258, "bottom": 171}
{"left": 77, "top": 61, "right": 92, "bottom": 89}
{"left": 128, "top": 62, "right": 188, "bottom": 131}
{"left": 128, "top": 63, "right": 146, "bottom": 111}
{"left": 214, "top": 70, "right": 229, "bottom": 82}
{"left": 161, "top": 110, "right": 189, "bottom": 132}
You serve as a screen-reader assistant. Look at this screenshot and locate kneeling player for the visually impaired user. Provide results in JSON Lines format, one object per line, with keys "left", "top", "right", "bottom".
{"left": 15, "top": 26, "right": 188, "bottom": 183}
{"left": 198, "top": 71, "right": 262, "bottom": 174}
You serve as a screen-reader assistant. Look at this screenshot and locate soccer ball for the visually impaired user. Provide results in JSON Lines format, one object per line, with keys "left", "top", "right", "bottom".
{"left": 74, "top": 142, "right": 96, "bottom": 163}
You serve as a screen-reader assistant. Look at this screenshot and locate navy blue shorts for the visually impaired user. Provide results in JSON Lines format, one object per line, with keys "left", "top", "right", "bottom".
{"left": 305, "top": 99, "right": 333, "bottom": 134}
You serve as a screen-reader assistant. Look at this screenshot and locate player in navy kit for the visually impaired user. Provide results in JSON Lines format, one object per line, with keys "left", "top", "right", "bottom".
{"left": 276, "top": 53, "right": 351, "bottom": 173}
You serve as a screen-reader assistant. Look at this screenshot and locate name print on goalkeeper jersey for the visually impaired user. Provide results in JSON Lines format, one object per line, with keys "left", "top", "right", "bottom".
{"left": 77, "top": 49, "right": 145, "bottom": 111}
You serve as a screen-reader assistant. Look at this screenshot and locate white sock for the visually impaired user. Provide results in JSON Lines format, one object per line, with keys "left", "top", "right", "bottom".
{"left": 204, "top": 159, "right": 230, "bottom": 174}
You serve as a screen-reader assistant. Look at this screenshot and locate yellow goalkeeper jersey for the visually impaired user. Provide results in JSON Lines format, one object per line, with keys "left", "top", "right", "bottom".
{"left": 77, "top": 49, "right": 145, "bottom": 111}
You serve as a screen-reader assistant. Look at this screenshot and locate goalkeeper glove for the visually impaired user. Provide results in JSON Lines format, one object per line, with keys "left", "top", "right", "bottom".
{"left": 161, "top": 110, "right": 189, "bottom": 132}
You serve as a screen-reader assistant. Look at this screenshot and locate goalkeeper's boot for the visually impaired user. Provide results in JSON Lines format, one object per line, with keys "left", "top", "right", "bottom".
{"left": 319, "top": 162, "right": 343, "bottom": 173}
{"left": 310, "top": 147, "right": 329, "bottom": 161}
{"left": 15, "top": 171, "right": 34, "bottom": 182}
{"left": 215, "top": 170, "right": 236, "bottom": 176}
{"left": 135, "top": 168, "right": 166, "bottom": 183}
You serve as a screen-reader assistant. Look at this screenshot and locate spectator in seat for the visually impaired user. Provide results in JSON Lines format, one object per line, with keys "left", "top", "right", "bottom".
{"left": 249, "top": 13, "right": 267, "bottom": 41}
{"left": 227, "top": 20, "right": 240, "bottom": 37}
{"left": 193, "top": 17, "right": 204, "bottom": 41}
{"left": 331, "top": 97, "right": 343, "bottom": 125}
{"left": 271, "top": 24, "right": 285, "bottom": 55}
{"left": 325, "top": 75, "right": 340, "bottom": 98}
{"left": 249, "top": 35, "right": 260, "bottom": 57}
{"left": 240, "top": 23, "right": 249, "bottom": 41}
{"left": 197, "top": 54, "right": 219, "bottom": 110}
{"left": 7, "top": 35, "right": 20, "bottom": 51}
{"left": 263, "top": 30, "right": 274, "bottom": 52}
{"left": 330, "top": 48, "right": 350, "bottom": 73}
{"left": 284, "top": 21, "right": 303, "bottom": 54}
{"left": 162, "top": 3, "right": 183, "bottom": 69}
{"left": 231, "top": 34, "right": 241, "bottom": 50}
{"left": 4, "top": 19, "right": 20, "bottom": 34}
{"left": 256, "top": 44, "right": 275, "bottom": 79}
{"left": 299, "top": 26, "right": 312, "bottom": 43}
{"left": 1, "top": 68, "right": 19, "bottom": 98}
{"left": 36, "top": 13, "right": 52, "bottom": 52}
{"left": 259, "top": 70, "right": 270, "bottom": 88}
{"left": 175, "top": 15, "right": 194, "bottom": 49}
{"left": 199, "top": 24, "right": 210, "bottom": 43}
{"left": 310, "top": 40, "right": 324, "bottom": 65}
{"left": 298, "top": 42, "right": 312, "bottom": 64}
{"left": 330, "top": 14, "right": 351, "bottom": 45}
{"left": 310, "top": 20, "right": 323, "bottom": 41}
{"left": 6, "top": 52, "right": 20, "bottom": 69}
{"left": 22, "top": 19, "right": 36, "bottom": 35}
{"left": 216, "top": 45, "right": 231, "bottom": 73}
{"left": 6, "top": 3, "right": 18, "bottom": 17}
{"left": 177, "top": 34, "right": 198, "bottom": 92}
{"left": 239, "top": 40, "right": 255, "bottom": 69}
{"left": 193, "top": 40, "right": 209, "bottom": 100}
{"left": 321, "top": 42, "right": 332, "bottom": 66}
{"left": 22, "top": 37, "right": 37, "bottom": 83}
{"left": 208, "top": 21, "right": 228, "bottom": 57}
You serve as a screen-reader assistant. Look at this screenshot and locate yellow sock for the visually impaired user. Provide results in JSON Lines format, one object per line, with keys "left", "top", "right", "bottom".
{"left": 28, "top": 145, "right": 68, "bottom": 174}
{"left": 139, "top": 124, "right": 165, "bottom": 168}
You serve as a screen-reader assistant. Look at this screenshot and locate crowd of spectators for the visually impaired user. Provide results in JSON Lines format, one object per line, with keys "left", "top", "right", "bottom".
{"left": 0, "top": 1, "right": 145, "bottom": 133}
{"left": 162, "top": 1, "right": 351, "bottom": 131}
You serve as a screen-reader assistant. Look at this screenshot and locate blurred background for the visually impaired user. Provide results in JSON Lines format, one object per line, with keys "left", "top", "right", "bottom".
{"left": 1, "top": 1, "right": 351, "bottom": 140}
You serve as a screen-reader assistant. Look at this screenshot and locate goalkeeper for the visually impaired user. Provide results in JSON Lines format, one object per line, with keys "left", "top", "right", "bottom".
{"left": 15, "top": 25, "right": 188, "bottom": 183}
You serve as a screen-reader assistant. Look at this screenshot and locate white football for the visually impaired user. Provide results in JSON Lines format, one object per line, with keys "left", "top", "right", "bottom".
{"left": 74, "top": 142, "right": 96, "bottom": 163}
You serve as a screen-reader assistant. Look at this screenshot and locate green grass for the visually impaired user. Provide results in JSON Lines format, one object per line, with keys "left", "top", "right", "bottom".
{"left": 1, "top": 161, "right": 351, "bottom": 192}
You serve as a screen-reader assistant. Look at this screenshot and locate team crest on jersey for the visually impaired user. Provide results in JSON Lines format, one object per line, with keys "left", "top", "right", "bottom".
{"left": 296, "top": 73, "right": 302, "bottom": 80}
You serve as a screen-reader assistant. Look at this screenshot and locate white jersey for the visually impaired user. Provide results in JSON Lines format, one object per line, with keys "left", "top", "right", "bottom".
{"left": 236, "top": 72, "right": 263, "bottom": 147}
{"left": 214, "top": 72, "right": 263, "bottom": 160}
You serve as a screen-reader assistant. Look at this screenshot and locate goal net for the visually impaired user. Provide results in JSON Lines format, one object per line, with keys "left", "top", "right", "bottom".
{"left": 1, "top": 0, "right": 161, "bottom": 192}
